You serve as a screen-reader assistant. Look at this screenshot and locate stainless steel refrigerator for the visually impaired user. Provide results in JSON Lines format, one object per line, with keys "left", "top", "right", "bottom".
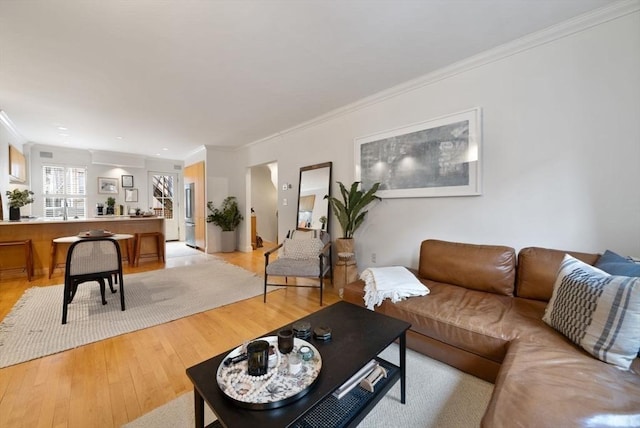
{"left": 185, "top": 183, "right": 196, "bottom": 248}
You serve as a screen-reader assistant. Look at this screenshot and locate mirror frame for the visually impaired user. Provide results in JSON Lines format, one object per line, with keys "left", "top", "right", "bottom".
{"left": 296, "top": 161, "right": 332, "bottom": 232}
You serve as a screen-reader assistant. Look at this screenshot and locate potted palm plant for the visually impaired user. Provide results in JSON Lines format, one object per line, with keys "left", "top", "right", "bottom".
{"left": 6, "top": 189, "right": 35, "bottom": 221}
{"left": 106, "top": 197, "right": 116, "bottom": 215}
{"left": 207, "top": 196, "right": 244, "bottom": 252}
{"left": 324, "top": 181, "right": 380, "bottom": 254}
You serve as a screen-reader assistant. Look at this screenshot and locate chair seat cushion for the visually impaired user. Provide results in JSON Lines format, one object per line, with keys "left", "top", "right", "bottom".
{"left": 266, "top": 258, "right": 329, "bottom": 277}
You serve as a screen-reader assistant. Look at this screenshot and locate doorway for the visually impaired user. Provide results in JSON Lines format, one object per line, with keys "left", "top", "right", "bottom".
{"left": 148, "top": 171, "right": 179, "bottom": 241}
{"left": 249, "top": 162, "right": 278, "bottom": 248}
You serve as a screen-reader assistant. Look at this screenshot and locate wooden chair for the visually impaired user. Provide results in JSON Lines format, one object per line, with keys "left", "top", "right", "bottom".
{"left": 62, "top": 238, "right": 125, "bottom": 324}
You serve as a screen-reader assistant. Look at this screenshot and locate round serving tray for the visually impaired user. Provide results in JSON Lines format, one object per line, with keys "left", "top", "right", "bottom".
{"left": 216, "top": 336, "right": 322, "bottom": 410}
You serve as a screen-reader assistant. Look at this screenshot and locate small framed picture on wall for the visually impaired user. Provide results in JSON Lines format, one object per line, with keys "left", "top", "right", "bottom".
{"left": 98, "top": 177, "right": 119, "bottom": 194}
{"left": 121, "top": 175, "right": 134, "bottom": 188}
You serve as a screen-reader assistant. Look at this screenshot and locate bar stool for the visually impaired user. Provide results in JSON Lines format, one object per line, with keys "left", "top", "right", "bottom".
{"left": 134, "top": 232, "right": 165, "bottom": 266}
{"left": 0, "top": 239, "right": 34, "bottom": 281}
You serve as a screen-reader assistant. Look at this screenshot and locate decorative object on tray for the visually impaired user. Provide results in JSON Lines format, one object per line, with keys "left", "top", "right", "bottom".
{"left": 78, "top": 230, "right": 114, "bottom": 238}
{"left": 277, "top": 328, "right": 294, "bottom": 354}
{"left": 216, "top": 336, "right": 322, "bottom": 409}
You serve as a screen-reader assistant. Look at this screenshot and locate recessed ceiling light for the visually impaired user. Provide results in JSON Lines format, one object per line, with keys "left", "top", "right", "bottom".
{"left": 57, "top": 126, "right": 68, "bottom": 131}
{"left": 162, "top": 148, "right": 168, "bottom": 151}
{"left": 155, "top": 153, "right": 161, "bottom": 156}
{"left": 59, "top": 133, "right": 69, "bottom": 137}
{"left": 116, "top": 136, "right": 123, "bottom": 140}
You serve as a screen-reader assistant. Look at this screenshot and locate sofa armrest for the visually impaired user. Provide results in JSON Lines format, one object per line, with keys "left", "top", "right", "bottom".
{"left": 343, "top": 279, "right": 366, "bottom": 308}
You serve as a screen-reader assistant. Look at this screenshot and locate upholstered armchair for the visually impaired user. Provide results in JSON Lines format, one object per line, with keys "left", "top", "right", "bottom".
{"left": 263, "top": 230, "right": 332, "bottom": 305}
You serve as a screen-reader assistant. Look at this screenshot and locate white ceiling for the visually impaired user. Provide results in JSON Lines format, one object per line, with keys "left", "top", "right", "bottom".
{"left": 0, "top": 0, "right": 612, "bottom": 160}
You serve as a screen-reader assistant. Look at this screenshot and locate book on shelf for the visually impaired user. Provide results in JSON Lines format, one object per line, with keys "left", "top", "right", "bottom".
{"left": 332, "top": 359, "right": 378, "bottom": 399}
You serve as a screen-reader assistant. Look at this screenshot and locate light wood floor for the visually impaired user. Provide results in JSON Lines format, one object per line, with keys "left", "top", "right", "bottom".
{"left": 0, "top": 243, "right": 340, "bottom": 428}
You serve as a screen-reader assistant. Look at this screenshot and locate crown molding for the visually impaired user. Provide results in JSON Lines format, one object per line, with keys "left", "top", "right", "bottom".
{"left": 0, "top": 110, "right": 26, "bottom": 142}
{"left": 240, "top": 1, "right": 640, "bottom": 149}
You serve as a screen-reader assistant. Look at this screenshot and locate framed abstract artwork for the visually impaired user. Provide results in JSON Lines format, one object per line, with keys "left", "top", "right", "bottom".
{"left": 355, "top": 108, "right": 482, "bottom": 198}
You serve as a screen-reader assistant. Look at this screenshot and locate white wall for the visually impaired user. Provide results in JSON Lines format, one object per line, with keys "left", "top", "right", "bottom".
{"left": 0, "top": 121, "right": 29, "bottom": 220}
{"left": 229, "top": 9, "right": 640, "bottom": 268}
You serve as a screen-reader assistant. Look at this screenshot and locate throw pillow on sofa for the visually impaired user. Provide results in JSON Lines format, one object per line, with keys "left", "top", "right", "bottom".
{"left": 595, "top": 250, "right": 640, "bottom": 277}
{"left": 543, "top": 254, "right": 640, "bottom": 370}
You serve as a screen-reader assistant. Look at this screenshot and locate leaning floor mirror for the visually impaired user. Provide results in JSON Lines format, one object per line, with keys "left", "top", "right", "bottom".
{"left": 296, "top": 162, "right": 332, "bottom": 232}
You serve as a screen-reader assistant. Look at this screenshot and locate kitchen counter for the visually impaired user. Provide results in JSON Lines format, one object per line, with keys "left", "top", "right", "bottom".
{"left": 0, "top": 215, "right": 159, "bottom": 225}
{"left": 0, "top": 216, "right": 165, "bottom": 279}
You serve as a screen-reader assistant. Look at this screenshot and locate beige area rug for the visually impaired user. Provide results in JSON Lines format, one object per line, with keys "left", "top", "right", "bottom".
{"left": 0, "top": 258, "right": 266, "bottom": 368}
{"left": 123, "top": 343, "right": 493, "bottom": 428}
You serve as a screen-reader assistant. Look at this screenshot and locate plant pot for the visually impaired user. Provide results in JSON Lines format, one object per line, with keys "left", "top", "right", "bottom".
{"left": 335, "top": 238, "right": 355, "bottom": 256}
{"left": 106, "top": 206, "right": 115, "bottom": 215}
{"left": 9, "top": 206, "right": 20, "bottom": 221}
{"left": 220, "top": 230, "right": 236, "bottom": 253}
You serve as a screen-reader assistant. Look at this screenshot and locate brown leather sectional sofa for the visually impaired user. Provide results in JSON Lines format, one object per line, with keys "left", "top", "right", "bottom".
{"left": 343, "top": 239, "right": 640, "bottom": 427}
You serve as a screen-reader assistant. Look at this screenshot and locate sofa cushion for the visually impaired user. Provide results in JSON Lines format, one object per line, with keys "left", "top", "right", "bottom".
{"left": 543, "top": 254, "right": 640, "bottom": 370}
{"left": 418, "top": 240, "right": 516, "bottom": 296}
{"left": 595, "top": 249, "right": 640, "bottom": 277}
{"left": 482, "top": 339, "right": 640, "bottom": 428}
{"left": 515, "top": 247, "right": 599, "bottom": 301}
{"left": 381, "top": 280, "right": 514, "bottom": 363}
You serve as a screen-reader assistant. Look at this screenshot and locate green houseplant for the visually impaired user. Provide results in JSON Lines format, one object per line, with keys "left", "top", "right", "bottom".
{"left": 106, "top": 197, "right": 116, "bottom": 215}
{"left": 207, "top": 196, "right": 244, "bottom": 252}
{"left": 324, "top": 181, "right": 380, "bottom": 239}
{"left": 6, "top": 189, "right": 35, "bottom": 221}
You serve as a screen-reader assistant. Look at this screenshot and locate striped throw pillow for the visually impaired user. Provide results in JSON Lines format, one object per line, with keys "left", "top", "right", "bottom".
{"left": 543, "top": 254, "right": 640, "bottom": 370}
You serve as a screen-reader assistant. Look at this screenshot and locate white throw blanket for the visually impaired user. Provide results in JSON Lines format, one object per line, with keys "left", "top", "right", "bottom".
{"left": 361, "top": 266, "right": 429, "bottom": 310}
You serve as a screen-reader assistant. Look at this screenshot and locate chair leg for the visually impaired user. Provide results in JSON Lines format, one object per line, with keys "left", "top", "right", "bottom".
{"left": 98, "top": 278, "right": 107, "bottom": 305}
{"left": 62, "top": 280, "right": 70, "bottom": 324}
{"left": 107, "top": 275, "right": 116, "bottom": 293}
{"left": 119, "top": 272, "right": 125, "bottom": 311}
{"left": 264, "top": 274, "right": 268, "bottom": 303}
{"left": 320, "top": 276, "right": 324, "bottom": 306}
{"left": 69, "top": 280, "right": 79, "bottom": 303}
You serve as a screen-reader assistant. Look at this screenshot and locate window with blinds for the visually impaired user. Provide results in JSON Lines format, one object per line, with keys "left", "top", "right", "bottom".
{"left": 43, "top": 165, "right": 87, "bottom": 218}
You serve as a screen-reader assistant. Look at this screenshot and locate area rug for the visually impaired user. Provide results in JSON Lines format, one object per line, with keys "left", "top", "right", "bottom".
{"left": 122, "top": 343, "right": 493, "bottom": 428}
{"left": 0, "top": 259, "right": 266, "bottom": 368}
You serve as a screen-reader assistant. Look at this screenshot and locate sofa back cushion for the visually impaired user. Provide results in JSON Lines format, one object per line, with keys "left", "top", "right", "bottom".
{"left": 418, "top": 239, "right": 516, "bottom": 296}
{"left": 516, "top": 247, "right": 600, "bottom": 301}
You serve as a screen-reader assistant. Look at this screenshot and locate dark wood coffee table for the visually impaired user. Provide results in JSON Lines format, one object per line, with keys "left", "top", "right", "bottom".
{"left": 186, "top": 301, "right": 411, "bottom": 428}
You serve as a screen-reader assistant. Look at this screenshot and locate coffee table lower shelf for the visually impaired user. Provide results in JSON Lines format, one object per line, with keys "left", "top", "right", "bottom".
{"left": 205, "top": 357, "right": 399, "bottom": 428}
